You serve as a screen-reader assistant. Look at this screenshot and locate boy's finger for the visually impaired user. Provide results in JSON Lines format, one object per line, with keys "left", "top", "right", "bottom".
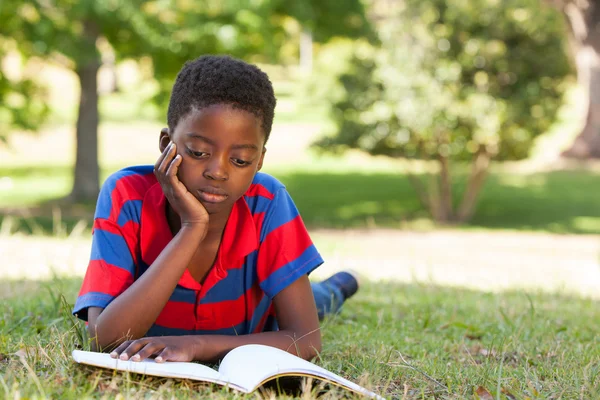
{"left": 131, "top": 342, "right": 163, "bottom": 362}
{"left": 110, "top": 340, "right": 133, "bottom": 358}
{"left": 165, "top": 154, "right": 182, "bottom": 179}
{"left": 119, "top": 339, "right": 148, "bottom": 361}
{"left": 154, "top": 347, "right": 173, "bottom": 363}
{"left": 156, "top": 147, "right": 175, "bottom": 177}
{"left": 154, "top": 142, "right": 171, "bottom": 171}
{"left": 154, "top": 142, "right": 174, "bottom": 173}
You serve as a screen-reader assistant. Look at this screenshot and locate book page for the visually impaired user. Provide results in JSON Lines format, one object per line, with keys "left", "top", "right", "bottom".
{"left": 72, "top": 350, "right": 246, "bottom": 392}
{"left": 218, "top": 345, "right": 382, "bottom": 398}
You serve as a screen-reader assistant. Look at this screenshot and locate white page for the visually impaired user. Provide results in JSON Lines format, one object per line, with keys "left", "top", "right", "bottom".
{"left": 72, "top": 350, "right": 246, "bottom": 392}
{"left": 218, "top": 345, "right": 384, "bottom": 398}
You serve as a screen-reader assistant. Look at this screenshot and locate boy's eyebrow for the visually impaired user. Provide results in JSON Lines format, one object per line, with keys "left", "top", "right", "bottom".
{"left": 186, "top": 133, "right": 259, "bottom": 151}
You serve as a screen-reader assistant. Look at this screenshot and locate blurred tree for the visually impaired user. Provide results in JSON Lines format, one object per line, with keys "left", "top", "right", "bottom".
{"left": 0, "top": 0, "right": 371, "bottom": 201}
{"left": 0, "top": 41, "right": 49, "bottom": 143}
{"left": 548, "top": 0, "right": 600, "bottom": 158}
{"left": 313, "top": 0, "right": 572, "bottom": 223}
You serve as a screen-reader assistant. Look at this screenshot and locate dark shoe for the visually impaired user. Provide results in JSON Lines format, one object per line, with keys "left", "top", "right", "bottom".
{"left": 322, "top": 271, "right": 360, "bottom": 301}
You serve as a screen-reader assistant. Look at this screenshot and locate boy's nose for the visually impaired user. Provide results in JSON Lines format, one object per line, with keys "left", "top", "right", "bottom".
{"left": 203, "top": 156, "right": 228, "bottom": 181}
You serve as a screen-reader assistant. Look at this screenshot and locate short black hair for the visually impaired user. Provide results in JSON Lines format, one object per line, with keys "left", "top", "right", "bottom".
{"left": 167, "top": 55, "right": 277, "bottom": 142}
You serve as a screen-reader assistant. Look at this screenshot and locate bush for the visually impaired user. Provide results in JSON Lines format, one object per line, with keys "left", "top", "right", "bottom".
{"left": 313, "top": 0, "right": 573, "bottom": 223}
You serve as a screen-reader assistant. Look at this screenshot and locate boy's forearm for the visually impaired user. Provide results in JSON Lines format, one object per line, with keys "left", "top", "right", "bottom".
{"left": 192, "top": 329, "right": 322, "bottom": 362}
{"left": 92, "top": 225, "right": 205, "bottom": 350}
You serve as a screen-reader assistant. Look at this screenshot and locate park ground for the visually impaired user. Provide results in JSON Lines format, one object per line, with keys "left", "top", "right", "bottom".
{"left": 1, "top": 66, "right": 600, "bottom": 398}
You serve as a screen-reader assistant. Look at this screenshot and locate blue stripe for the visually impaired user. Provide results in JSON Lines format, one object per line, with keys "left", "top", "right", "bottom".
{"left": 145, "top": 321, "right": 249, "bottom": 337}
{"left": 200, "top": 251, "right": 258, "bottom": 304}
{"left": 260, "top": 245, "right": 324, "bottom": 298}
{"left": 168, "top": 286, "right": 198, "bottom": 304}
{"left": 247, "top": 294, "right": 272, "bottom": 333}
{"left": 116, "top": 200, "right": 142, "bottom": 227}
{"left": 72, "top": 292, "right": 115, "bottom": 320}
{"left": 243, "top": 194, "right": 272, "bottom": 215}
{"left": 252, "top": 172, "right": 285, "bottom": 192}
{"left": 259, "top": 189, "right": 299, "bottom": 243}
{"left": 90, "top": 229, "right": 135, "bottom": 274}
{"left": 94, "top": 167, "right": 147, "bottom": 220}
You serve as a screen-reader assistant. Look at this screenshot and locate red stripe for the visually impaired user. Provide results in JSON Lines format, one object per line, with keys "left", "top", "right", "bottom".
{"left": 155, "top": 301, "right": 196, "bottom": 330}
{"left": 94, "top": 219, "right": 123, "bottom": 236}
{"left": 246, "top": 183, "right": 275, "bottom": 200}
{"left": 108, "top": 173, "right": 155, "bottom": 221}
{"left": 192, "top": 283, "right": 264, "bottom": 330}
{"left": 257, "top": 215, "right": 314, "bottom": 274}
{"left": 78, "top": 260, "right": 134, "bottom": 297}
{"left": 120, "top": 220, "right": 140, "bottom": 265}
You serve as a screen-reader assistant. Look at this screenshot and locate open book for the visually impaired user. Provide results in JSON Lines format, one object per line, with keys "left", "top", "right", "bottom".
{"left": 72, "top": 344, "right": 383, "bottom": 398}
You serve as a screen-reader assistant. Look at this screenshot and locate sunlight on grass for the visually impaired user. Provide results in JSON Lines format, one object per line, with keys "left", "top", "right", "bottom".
{"left": 496, "top": 174, "right": 547, "bottom": 189}
{"left": 1, "top": 278, "right": 599, "bottom": 398}
{"left": 2, "top": 165, "right": 600, "bottom": 234}
{"left": 0, "top": 172, "right": 71, "bottom": 206}
{"left": 571, "top": 216, "right": 600, "bottom": 234}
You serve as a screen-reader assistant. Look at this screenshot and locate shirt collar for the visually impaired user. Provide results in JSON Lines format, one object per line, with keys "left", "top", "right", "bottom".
{"left": 140, "top": 182, "right": 258, "bottom": 289}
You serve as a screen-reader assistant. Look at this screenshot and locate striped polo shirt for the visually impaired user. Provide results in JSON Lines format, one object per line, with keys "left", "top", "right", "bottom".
{"left": 73, "top": 165, "right": 323, "bottom": 335}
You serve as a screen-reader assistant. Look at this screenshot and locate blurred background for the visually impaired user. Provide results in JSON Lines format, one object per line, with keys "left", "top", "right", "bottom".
{"left": 1, "top": 0, "right": 599, "bottom": 298}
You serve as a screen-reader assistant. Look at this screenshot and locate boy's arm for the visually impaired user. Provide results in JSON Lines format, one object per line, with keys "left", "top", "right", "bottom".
{"left": 88, "top": 142, "right": 209, "bottom": 351}
{"left": 88, "top": 224, "right": 205, "bottom": 351}
{"left": 111, "top": 274, "right": 322, "bottom": 361}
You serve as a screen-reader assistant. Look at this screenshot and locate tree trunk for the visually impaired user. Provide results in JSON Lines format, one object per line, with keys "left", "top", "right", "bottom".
{"left": 562, "top": 46, "right": 600, "bottom": 158}
{"left": 300, "top": 28, "right": 313, "bottom": 73}
{"left": 561, "top": 0, "right": 600, "bottom": 158}
{"left": 70, "top": 20, "right": 101, "bottom": 202}
{"left": 456, "top": 149, "right": 490, "bottom": 222}
{"left": 438, "top": 153, "right": 453, "bottom": 222}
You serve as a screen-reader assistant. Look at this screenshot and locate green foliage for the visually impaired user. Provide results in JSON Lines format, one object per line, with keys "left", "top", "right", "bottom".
{"left": 274, "top": 0, "right": 374, "bottom": 43}
{"left": 0, "top": 31, "right": 48, "bottom": 138}
{"left": 0, "top": 0, "right": 372, "bottom": 131}
{"left": 315, "top": 0, "right": 573, "bottom": 161}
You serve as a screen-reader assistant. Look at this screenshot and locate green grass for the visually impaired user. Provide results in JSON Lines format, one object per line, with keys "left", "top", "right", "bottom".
{"left": 1, "top": 277, "right": 599, "bottom": 398}
{"left": 2, "top": 164, "right": 600, "bottom": 235}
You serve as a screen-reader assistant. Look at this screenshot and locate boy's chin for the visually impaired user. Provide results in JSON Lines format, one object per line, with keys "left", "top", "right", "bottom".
{"left": 199, "top": 199, "right": 230, "bottom": 215}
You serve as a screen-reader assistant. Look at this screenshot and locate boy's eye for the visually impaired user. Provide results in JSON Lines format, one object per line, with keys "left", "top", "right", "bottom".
{"left": 186, "top": 148, "right": 208, "bottom": 158}
{"left": 231, "top": 158, "right": 250, "bottom": 167}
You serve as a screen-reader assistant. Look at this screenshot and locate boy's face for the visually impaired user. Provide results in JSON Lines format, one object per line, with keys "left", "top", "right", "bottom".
{"left": 159, "top": 104, "right": 266, "bottom": 215}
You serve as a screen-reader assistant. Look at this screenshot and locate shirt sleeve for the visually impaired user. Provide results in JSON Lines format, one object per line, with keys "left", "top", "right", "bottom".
{"left": 256, "top": 188, "right": 324, "bottom": 299}
{"left": 72, "top": 192, "right": 138, "bottom": 321}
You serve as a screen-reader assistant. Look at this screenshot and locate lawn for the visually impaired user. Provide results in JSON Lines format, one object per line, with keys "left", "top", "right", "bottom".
{"left": 2, "top": 56, "right": 598, "bottom": 400}
{"left": 1, "top": 277, "right": 598, "bottom": 399}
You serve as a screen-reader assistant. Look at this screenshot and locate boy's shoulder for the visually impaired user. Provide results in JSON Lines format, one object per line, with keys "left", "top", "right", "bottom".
{"left": 248, "top": 172, "right": 286, "bottom": 197}
{"left": 101, "top": 165, "right": 157, "bottom": 193}
{"left": 95, "top": 165, "right": 157, "bottom": 220}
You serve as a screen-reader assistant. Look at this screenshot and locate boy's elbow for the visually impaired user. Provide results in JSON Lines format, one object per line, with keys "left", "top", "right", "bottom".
{"left": 87, "top": 323, "right": 103, "bottom": 352}
{"left": 308, "top": 341, "right": 321, "bottom": 360}
{"left": 87, "top": 320, "right": 115, "bottom": 353}
{"left": 302, "top": 330, "right": 321, "bottom": 360}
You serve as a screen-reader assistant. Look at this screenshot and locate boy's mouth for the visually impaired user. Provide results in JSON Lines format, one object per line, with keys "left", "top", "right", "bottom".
{"left": 197, "top": 187, "right": 229, "bottom": 203}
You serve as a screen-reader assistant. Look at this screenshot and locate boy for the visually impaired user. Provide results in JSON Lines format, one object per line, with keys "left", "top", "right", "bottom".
{"left": 73, "top": 55, "right": 359, "bottom": 364}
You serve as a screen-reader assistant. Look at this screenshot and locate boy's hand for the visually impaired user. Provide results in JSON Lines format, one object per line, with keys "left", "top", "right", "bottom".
{"left": 154, "top": 142, "right": 209, "bottom": 230}
{"left": 110, "top": 336, "right": 202, "bottom": 363}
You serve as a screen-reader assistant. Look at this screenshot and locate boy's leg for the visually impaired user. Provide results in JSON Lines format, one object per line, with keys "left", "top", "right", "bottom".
{"left": 311, "top": 271, "right": 360, "bottom": 321}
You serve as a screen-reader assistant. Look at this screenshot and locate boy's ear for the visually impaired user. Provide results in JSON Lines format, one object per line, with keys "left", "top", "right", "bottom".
{"left": 257, "top": 147, "right": 266, "bottom": 171}
{"left": 159, "top": 128, "right": 170, "bottom": 152}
